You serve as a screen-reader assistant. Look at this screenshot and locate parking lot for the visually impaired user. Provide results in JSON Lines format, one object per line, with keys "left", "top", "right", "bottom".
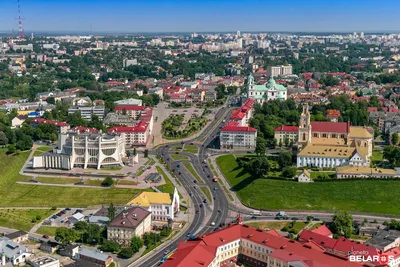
{"left": 43, "top": 207, "right": 100, "bottom": 228}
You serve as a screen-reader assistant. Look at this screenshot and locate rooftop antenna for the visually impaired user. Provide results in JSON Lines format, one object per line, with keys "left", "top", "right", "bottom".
{"left": 15, "top": 0, "right": 25, "bottom": 39}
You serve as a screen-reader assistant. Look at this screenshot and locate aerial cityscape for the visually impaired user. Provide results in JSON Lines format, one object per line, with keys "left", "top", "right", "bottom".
{"left": 1, "top": 0, "right": 400, "bottom": 267}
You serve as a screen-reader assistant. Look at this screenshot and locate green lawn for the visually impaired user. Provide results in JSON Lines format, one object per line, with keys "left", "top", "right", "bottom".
{"left": 183, "top": 145, "right": 199, "bottom": 154}
{"left": 208, "top": 159, "right": 218, "bottom": 177}
{"left": 36, "top": 226, "right": 63, "bottom": 236}
{"left": 217, "top": 154, "right": 400, "bottom": 215}
{"left": 0, "top": 209, "right": 55, "bottom": 231}
{"left": 200, "top": 186, "right": 212, "bottom": 203}
{"left": 156, "top": 166, "right": 175, "bottom": 194}
{"left": 182, "top": 162, "right": 203, "bottom": 182}
{"left": 84, "top": 179, "right": 104, "bottom": 186}
{"left": 136, "top": 169, "right": 145, "bottom": 177}
{"left": 170, "top": 154, "right": 189, "bottom": 161}
{"left": 36, "top": 177, "right": 81, "bottom": 184}
{"left": 0, "top": 150, "right": 144, "bottom": 207}
{"left": 371, "top": 150, "right": 383, "bottom": 161}
{"left": 117, "top": 180, "right": 138, "bottom": 185}
{"left": 309, "top": 172, "right": 336, "bottom": 179}
{"left": 33, "top": 146, "right": 53, "bottom": 157}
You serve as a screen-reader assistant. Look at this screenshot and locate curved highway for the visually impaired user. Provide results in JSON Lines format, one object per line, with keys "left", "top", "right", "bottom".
{"left": 132, "top": 106, "right": 233, "bottom": 267}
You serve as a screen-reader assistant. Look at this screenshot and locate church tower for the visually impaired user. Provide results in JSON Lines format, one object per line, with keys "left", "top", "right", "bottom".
{"left": 247, "top": 73, "right": 255, "bottom": 99}
{"left": 298, "top": 103, "right": 312, "bottom": 148}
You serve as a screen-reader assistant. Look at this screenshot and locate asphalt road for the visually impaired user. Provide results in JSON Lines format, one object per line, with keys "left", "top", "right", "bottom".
{"left": 131, "top": 106, "right": 233, "bottom": 267}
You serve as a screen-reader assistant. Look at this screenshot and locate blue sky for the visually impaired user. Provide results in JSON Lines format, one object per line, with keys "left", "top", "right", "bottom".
{"left": 0, "top": 0, "right": 399, "bottom": 32}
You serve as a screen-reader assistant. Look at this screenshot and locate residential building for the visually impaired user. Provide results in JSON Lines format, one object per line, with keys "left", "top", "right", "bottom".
{"left": 298, "top": 170, "right": 312, "bottom": 183}
{"left": 247, "top": 74, "right": 288, "bottom": 103}
{"left": 230, "top": 99, "right": 255, "bottom": 126}
{"left": 32, "top": 127, "right": 126, "bottom": 170}
{"left": 107, "top": 207, "right": 151, "bottom": 247}
{"left": 204, "top": 90, "right": 217, "bottom": 102}
{"left": 267, "top": 65, "right": 293, "bottom": 77}
{"left": 162, "top": 224, "right": 363, "bottom": 267}
{"left": 77, "top": 248, "right": 113, "bottom": 267}
{"left": 274, "top": 125, "right": 299, "bottom": 145}
{"left": 148, "top": 87, "right": 164, "bottom": 100}
{"left": 108, "top": 106, "right": 153, "bottom": 147}
{"left": 5, "top": 231, "right": 29, "bottom": 243}
{"left": 11, "top": 115, "right": 26, "bottom": 129}
{"left": 67, "top": 97, "right": 92, "bottom": 106}
{"left": 68, "top": 212, "right": 85, "bottom": 225}
{"left": 123, "top": 58, "right": 138, "bottom": 67}
{"left": 220, "top": 122, "right": 257, "bottom": 150}
{"left": 310, "top": 225, "right": 333, "bottom": 238}
{"left": 28, "top": 256, "right": 60, "bottom": 267}
{"left": 40, "top": 241, "right": 59, "bottom": 254}
{"left": 59, "top": 244, "right": 80, "bottom": 259}
{"left": 326, "top": 109, "right": 341, "bottom": 122}
{"left": 68, "top": 106, "right": 105, "bottom": 121}
{"left": 126, "top": 188, "right": 180, "bottom": 221}
{"left": 0, "top": 237, "right": 32, "bottom": 266}
{"left": 336, "top": 165, "right": 399, "bottom": 179}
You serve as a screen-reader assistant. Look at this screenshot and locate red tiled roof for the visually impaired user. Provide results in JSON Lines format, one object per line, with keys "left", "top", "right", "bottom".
{"left": 310, "top": 121, "right": 350, "bottom": 134}
{"left": 310, "top": 225, "right": 332, "bottom": 237}
{"left": 31, "top": 118, "right": 69, "bottom": 127}
{"left": 165, "top": 224, "right": 363, "bottom": 267}
{"left": 230, "top": 99, "right": 255, "bottom": 120}
{"left": 326, "top": 109, "right": 341, "bottom": 118}
{"left": 221, "top": 124, "right": 257, "bottom": 133}
{"left": 275, "top": 125, "right": 299, "bottom": 132}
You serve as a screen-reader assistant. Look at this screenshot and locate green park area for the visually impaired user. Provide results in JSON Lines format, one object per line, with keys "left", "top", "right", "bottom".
{"left": 170, "top": 154, "right": 189, "bottom": 161}
{"left": 162, "top": 114, "right": 206, "bottom": 139}
{"left": 216, "top": 154, "right": 400, "bottom": 215}
{"left": 33, "top": 145, "right": 53, "bottom": 157}
{"left": 36, "top": 226, "right": 62, "bottom": 236}
{"left": 0, "top": 149, "right": 143, "bottom": 207}
{"left": 156, "top": 166, "right": 175, "bottom": 194}
{"left": 247, "top": 221, "right": 307, "bottom": 234}
{"left": 0, "top": 208, "right": 55, "bottom": 231}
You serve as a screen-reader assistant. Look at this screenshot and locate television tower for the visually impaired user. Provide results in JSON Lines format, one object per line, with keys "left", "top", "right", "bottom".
{"left": 16, "top": 0, "right": 24, "bottom": 39}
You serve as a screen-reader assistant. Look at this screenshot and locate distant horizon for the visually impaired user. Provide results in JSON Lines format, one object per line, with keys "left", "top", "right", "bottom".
{"left": 1, "top": 0, "right": 400, "bottom": 33}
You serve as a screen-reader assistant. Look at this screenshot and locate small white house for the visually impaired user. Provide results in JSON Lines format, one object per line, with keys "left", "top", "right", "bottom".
{"left": 68, "top": 212, "right": 85, "bottom": 225}
{"left": 298, "top": 170, "right": 313, "bottom": 183}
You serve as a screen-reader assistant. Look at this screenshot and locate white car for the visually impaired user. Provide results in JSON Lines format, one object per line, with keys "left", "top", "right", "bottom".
{"left": 211, "top": 222, "right": 215, "bottom": 226}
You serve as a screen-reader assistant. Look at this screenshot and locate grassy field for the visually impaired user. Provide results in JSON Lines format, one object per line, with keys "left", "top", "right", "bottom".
{"left": 156, "top": 166, "right": 175, "bottom": 194}
{"left": 33, "top": 146, "right": 53, "bottom": 157}
{"left": 200, "top": 186, "right": 212, "bottom": 203}
{"left": 310, "top": 172, "right": 336, "bottom": 179}
{"left": 183, "top": 145, "right": 199, "bottom": 154}
{"left": 84, "top": 179, "right": 104, "bottom": 186}
{"left": 170, "top": 154, "right": 189, "bottom": 161}
{"left": 36, "top": 177, "right": 81, "bottom": 184}
{"left": 217, "top": 154, "right": 400, "bottom": 215}
{"left": 0, "top": 150, "right": 144, "bottom": 207}
{"left": 36, "top": 226, "right": 63, "bottom": 236}
{"left": 0, "top": 209, "right": 55, "bottom": 231}
{"left": 116, "top": 180, "right": 138, "bottom": 185}
{"left": 247, "top": 221, "right": 307, "bottom": 232}
{"left": 182, "top": 162, "right": 203, "bottom": 182}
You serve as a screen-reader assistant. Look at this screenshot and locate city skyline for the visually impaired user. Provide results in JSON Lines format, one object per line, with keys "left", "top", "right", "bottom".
{"left": 0, "top": 0, "right": 400, "bottom": 33}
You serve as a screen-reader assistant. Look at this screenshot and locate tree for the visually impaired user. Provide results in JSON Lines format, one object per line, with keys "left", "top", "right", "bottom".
{"left": 330, "top": 211, "right": 353, "bottom": 238}
{"left": 130, "top": 236, "right": 144, "bottom": 253}
{"left": 55, "top": 228, "right": 77, "bottom": 245}
{"left": 99, "top": 240, "right": 120, "bottom": 253}
{"left": 278, "top": 139, "right": 282, "bottom": 147}
{"left": 133, "top": 148, "right": 137, "bottom": 156}
{"left": 0, "top": 131, "right": 8, "bottom": 146}
{"left": 118, "top": 248, "right": 134, "bottom": 258}
{"left": 15, "top": 133, "right": 33, "bottom": 151}
{"left": 102, "top": 177, "right": 114, "bottom": 187}
{"left": 108, "top": 203, "right": 116, "bottom": 221}
{"left": 277, "top": 151, "right": 292, "bottom": 170}
{"left": 46, "top": 97, "right": 55, "bottom": 105}
{"left": 383, "top": 146, "right": 400, "bottom": 166}
{"left": 281, "top": 167, "right": 297, "bottom": 178}
{"left": 144, "top": 149, "right": 149, "bottom": 158}
{"left": 74, "top": 221, "right": 89, "bottom": 231}
{"left": 255, "top": 137, "right": 266, "bottom": 156}
{"left": 284, "top": 136, "right": 290, "bottom": 147}
{"left": 392, "top": 133, "right": 399, "bottom": 146}
{"left": 248, "top": 156, "right": 270, "bottom": 178}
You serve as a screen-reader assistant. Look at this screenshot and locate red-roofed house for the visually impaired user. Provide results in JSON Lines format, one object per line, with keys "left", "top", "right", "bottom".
{"left": 163, "top": 224, "right": 364, "bottom": 267}
{"left": 326, "top": 109, "right": 341, "bottom": 122}
{"left": 274, "top": 125, "right": 299, "bottom": 146}
{"left": 31, "top": 118, "right": 69, "bottom": 128}
{"left": 230, "top": 99, "right": 255, "bottom": 126}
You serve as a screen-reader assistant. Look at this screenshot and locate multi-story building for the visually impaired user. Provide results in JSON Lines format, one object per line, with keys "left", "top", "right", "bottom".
{"left": 220, "top": 122, "right": 257, "bottom": 150}
{"left": 114, "top": 98, "right": 142, "bottom": 107}
{"left": 267, "top": 65, "right": 292, "bottom": 77}
{"left": 126, "top": 188, "right": 180, "bottom": 221}
{"left": 247, "top": 74, "right": 287, "bottom": 103}
{"left": 274, "top": 125, "right": 299, "bottom": 145}
{"left": 162, "top": 224, "right": 363, "bottom": 267}
{"left": 230, "top": 99, "right": 255, "bottom": 126}
{"left": 107, "top": 207, "right": 151, "bottom": 247}
{"left": 32, "top": 127, "right": 126, "bottom": 170}
{"left": 0, "top": 237, "right": 32, "bottom": 266}
{"left": 68, "top": 105, "right": 105, "bottom": 121}
{"left": 108, "top": 106, "right": 153, "bottom": 147}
